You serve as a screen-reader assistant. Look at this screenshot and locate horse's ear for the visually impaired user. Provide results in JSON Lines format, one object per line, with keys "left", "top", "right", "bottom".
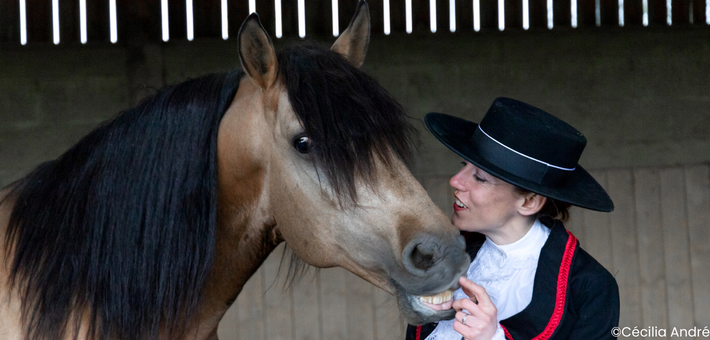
{"left": 331, "top": 0, "right": 370, "bottom": 68}
{"left": 238, "top": 13, "right": 278, "bottom": 89}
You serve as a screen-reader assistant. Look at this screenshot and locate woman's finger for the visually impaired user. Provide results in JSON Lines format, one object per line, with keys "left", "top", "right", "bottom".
{"left": 455, "top": 311, "right": 469, "bottom": 325}
{"left": 459, "top": 277, "right": 495, "bottom": 310}
{"left": 453, "top": 297, "right": 479, "bottom": 313}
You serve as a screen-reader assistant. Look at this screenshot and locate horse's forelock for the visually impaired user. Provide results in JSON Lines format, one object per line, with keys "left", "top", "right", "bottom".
{"left": 277, "top": 44, "right": 419, "bottom": 204}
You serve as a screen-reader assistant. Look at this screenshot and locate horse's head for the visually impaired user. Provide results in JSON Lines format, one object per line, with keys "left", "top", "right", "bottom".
{"left": 218, "top": 1, "right": 469, "bottom": 324}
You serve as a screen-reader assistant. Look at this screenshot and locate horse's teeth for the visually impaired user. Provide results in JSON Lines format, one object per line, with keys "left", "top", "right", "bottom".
{"left": 418, "top": 290, "right": 454, "bottom": 304}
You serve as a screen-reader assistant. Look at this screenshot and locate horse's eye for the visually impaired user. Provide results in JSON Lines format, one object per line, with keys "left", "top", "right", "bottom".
{"left": 293, "top": 136, "right": 311, "bottom": 154}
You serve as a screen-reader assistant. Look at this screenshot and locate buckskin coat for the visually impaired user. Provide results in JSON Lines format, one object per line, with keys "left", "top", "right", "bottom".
{"left": 406, "top": 220, "right": 620, "bottom": 340}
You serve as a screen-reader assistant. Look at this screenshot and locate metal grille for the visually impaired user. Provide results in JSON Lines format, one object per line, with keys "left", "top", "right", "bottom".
{"left": 1, "top": 0, "right": 709, "bottom": 45}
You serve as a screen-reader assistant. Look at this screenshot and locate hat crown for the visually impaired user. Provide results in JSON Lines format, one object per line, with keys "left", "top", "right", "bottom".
{"left": 479, "top": 98, "right": 586, "bottom": 170}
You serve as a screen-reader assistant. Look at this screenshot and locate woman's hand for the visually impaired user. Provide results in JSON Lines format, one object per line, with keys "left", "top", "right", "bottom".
{"left": 452, "top": 277, "right": 498, "bottom": 340}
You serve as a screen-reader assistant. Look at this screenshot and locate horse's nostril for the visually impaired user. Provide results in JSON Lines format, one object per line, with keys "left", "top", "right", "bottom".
{"left": 410, "top": 243, "right": 438, "bottom": 271}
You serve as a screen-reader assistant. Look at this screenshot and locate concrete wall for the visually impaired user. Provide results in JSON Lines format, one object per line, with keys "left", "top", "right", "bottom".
{"left": 1, "top": 27, "right": 709, "bottom": 339}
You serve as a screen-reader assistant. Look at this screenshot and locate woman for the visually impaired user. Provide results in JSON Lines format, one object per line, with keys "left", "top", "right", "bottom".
{"left": 406, "top": 98, "right": 619, "bottom": 340}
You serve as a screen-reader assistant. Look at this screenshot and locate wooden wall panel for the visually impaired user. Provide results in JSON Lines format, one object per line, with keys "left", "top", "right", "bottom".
{"left": 347, "top": 271, "right": 377, "bottom": 339}
{"left": 374, "top": 288, "right": 405, "bottom": 340}
{"left": 660, "top": 168, "right": 695, "bottom": 334}
{"left": 293, "top": 272, "right": 320, "bottom": 340}
{"left": 634, "top": 168, "right": 670, "bottom": 330}
{"left": 580, "top": 171, "right": 614, "bottom": 272}
{"left": 565, "top": 206, "right": 586, "bottom": 242}
{"left": 685, "top": 165, "right": 710, "bottom": 326}
{"left": 607, "top": 169, "right": 642, "bottom": 328}
{"left": 263, "top": 245, "right": 294, "bottom": 340}
{"left": 320, "top": 268, "right": 349, "bottom": 339}
{"left": 238, "top": 266, "right": 267, "bottom": 340}
{"left": 422, "top": 175, "right": 454, "bottom": 218}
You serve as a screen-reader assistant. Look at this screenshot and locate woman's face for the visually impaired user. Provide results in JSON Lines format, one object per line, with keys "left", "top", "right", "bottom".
{"left": 449, "top": 162, "right": 524, "bottom": 235}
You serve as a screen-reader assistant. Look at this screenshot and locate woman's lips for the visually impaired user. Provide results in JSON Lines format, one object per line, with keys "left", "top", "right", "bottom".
{"left": 453, "top": 196, "right": 468, "bottom": 212}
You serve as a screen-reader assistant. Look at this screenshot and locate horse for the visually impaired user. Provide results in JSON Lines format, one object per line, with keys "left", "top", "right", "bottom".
{"left": 0, "top": 2, "right": 469, "bottom": 339}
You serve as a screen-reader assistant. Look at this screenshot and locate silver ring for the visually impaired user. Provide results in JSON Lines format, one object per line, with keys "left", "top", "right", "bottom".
{"left": 462, "top": 315, "right": 467, "bottom": 326}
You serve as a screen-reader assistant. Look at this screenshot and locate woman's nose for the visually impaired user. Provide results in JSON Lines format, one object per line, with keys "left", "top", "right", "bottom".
{"left": 449, "top": 168, "right": 466, "bottom": 191}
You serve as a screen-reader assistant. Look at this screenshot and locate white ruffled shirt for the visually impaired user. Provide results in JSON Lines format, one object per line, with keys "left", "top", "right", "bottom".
{"left": 426, "top": 219, "right": 550, "bottom": 340}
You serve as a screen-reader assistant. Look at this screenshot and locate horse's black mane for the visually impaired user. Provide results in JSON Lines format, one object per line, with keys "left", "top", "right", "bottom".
{"left": 3, "top": 70, "right": 242, "bottom": 340}
{"left": 2, "top": 42, "right": 419, "bottom": 340}
{"left": 278, "top": 44, "right": 419, "bottom": 203}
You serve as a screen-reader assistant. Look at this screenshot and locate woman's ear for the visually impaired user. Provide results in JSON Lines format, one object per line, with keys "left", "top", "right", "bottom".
{"left": 518, "top": 193, "right": 547, "bottom": 216}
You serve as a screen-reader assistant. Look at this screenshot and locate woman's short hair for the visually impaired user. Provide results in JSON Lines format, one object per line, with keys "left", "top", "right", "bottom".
{"left": 514, "top": 186, "right": 572, "bottom": 223}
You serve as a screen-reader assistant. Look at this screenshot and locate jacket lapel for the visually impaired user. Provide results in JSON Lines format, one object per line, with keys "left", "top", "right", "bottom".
{"left": 499, "top": 221, "right": 578, "bottom": 340}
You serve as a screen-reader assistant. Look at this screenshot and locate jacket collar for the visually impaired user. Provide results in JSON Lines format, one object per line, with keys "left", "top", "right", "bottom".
{"left": 497, "top": 220, "right": 577, "bottom": 340}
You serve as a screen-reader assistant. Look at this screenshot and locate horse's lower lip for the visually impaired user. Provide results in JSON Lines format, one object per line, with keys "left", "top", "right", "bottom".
{"left": 418, "top": 289, "right": 454, "bottom": 306}
{"left": 391, "top": 280, "right": 458, "bottom": 325}
{"left": 419, "top": 298, "right": 454, "bottom": 311}
{"left": 408, "top": 291, "right": 457, "bottom": 319}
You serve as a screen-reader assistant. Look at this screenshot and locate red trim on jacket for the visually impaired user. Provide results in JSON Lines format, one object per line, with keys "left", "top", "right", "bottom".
{"left": 530, "top": 231, "right": 577, "bottom": 340}
{"left": 416, "top": 325, "right": 422, "bottom": 340}
{"left": 502, "top": 325, "right": 514, "bottom": 339}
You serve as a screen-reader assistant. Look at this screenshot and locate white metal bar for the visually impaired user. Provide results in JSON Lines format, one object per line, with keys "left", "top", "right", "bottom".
{"left": 110, "top": 0, "right": 117, "bottom": 42}
{"left": 406, "top": 0, "right": 413, "bottom": 33}
{"left": 53, "top": 0, "right": 60, "bottom": 44}
{"left": 20, "top": 0, "right": 27, "bottom": 45}
{"left": 430, "top": 0, "right": 437, "bottom": 32}
{"left": 473, "top": 0, "right": 480, "bottom": 31}
{"left": 643, "top": 0, "right": 649, "bottom": 26}
{"left": 618, "top": 0, "right": 624, "bottom": 26}
{"left": 523, "top": 0, "right": 529, "bottom": 29}
{"left": 80, "top": 0, "right": 87, "bottom": 43}
{"left": 595, "top": 0, "right": 601, "bottom": 26}
{"left": 162, "top": 0, "right": 169, "bottom": 41}
{"left": 249, "top": 0, "right": 256, "bottom": 13}
{"left": 449, "top": 0, "right": 456, "bottom": 32}
{"left": 384, "top": 0, "right": 391, "bottom": 34}
{"left": 275, "top": 0, "right": 283, "bottom": 37}
{"left": 571, "top": 0, "right": 577, "bottom": 27}
{"left": 187, "top": 0, "right": 194, "bottom": 41}
{"left": 547, "top": 0, "right": 553, "bottom": 29}
{"left": 298, "top": 0, "right": 305, "bottom": 37}
{"left": 221, "top": 0, "right": 228, "bottom": 39}
{"left": 667, "top": 0, "right": 672, "bottom": 25}
{"left": 498, "top": 0, "right": 505, "bottom": 30}
{"left": 333, "top": 0, "right": 339, "bottom": 36}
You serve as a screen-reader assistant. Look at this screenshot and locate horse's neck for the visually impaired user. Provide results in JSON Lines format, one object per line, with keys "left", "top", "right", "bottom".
{"left": 191, "top": 192, "right": 283, "bottom": 338}
{"left": 0, "top": 191, "right": 23, "bottom": 340}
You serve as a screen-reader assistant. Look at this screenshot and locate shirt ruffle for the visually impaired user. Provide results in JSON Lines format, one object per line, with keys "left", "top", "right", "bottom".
{"left": 426, "top": 220, "right": 550, "bottom": 340}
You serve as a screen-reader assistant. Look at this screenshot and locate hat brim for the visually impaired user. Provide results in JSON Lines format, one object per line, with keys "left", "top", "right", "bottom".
{"left": 425, "top": 112, "right": 614, "bottom": 212}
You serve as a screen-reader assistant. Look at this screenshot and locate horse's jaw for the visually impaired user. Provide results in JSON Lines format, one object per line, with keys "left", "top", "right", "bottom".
{"left": 391, "top": 280, "right": 460, "bottom": 325}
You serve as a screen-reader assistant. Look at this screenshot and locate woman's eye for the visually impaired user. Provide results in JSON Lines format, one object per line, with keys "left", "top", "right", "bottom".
{"left": 293, "top": 136, "right": 311, "bottom": 154}
{"left": 474, "top": 175, "right": 487, "bottom": 183}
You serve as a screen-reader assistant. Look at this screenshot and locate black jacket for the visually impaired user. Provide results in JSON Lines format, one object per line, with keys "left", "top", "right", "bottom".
{"left": 406, "top": 221, "right": 620, "bottom": 340}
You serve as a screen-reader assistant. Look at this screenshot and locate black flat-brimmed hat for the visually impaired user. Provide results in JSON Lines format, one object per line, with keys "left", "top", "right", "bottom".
{"left": 425, "top": 97, "right": 614, "bottom": 212}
